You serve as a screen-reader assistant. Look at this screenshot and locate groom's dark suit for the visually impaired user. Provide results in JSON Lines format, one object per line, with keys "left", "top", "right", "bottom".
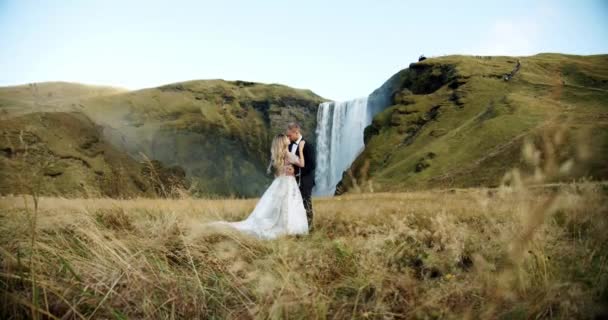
{"left": 290, "top": 138, "right": 316, "bottom": 229}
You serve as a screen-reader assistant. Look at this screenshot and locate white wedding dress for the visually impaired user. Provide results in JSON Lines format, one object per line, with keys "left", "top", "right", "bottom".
{"left": 210, "top": 153, "right": 309, "bottom": 239}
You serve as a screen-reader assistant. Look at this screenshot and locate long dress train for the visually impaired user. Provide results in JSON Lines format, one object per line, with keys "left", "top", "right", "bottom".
{"left": 210, "top": 153, "right": 308, "bottom": 239}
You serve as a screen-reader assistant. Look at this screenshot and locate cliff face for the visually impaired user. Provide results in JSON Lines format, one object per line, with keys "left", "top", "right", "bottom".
{"left": 338, "top": 54, "right": 608, "bottom": 193}
{"left": 0, "top": 80, "right": 325, "bottom": 197}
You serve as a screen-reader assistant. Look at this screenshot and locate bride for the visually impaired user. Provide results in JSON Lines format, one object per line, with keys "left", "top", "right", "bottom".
{"left": 209, "top": 134, "right": 309, "bottom": 239}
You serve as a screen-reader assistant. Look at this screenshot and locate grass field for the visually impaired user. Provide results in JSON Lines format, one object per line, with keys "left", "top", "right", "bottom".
{"left": 1, "top": 181, "right": 607, "bottom": 319}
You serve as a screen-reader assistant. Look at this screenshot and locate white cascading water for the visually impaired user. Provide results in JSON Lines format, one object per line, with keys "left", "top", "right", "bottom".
{"left": 313, "top": 97, "right": 370, "bottom": 196}
{"left": 312, "top": 68, "right": 400, "bottom": 196}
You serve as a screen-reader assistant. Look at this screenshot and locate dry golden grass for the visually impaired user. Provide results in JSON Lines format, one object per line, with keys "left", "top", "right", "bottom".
{"left": 0, "top": 181, "right": 607, "bottom": 319}
{"left": 1, "top": 124, "right": 607, "bottom": 319}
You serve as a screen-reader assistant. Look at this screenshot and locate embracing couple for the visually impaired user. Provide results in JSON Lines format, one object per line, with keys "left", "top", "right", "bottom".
{"left": 211, "top": 122, "right": 316, "bottom": 239}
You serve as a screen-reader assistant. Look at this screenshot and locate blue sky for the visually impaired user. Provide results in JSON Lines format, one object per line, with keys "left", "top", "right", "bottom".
{"left": 1, "top": 0, "right": 607, "bottom": 100}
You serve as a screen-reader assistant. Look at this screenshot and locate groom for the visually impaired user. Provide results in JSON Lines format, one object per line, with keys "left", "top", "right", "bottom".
{"left": 286, "top": 122, "right": 316, "bottom": 231}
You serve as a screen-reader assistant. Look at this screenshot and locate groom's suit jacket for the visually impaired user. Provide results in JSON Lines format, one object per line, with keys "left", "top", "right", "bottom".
{"left": 289, "top": 138, "right": 316, "bottom": 188}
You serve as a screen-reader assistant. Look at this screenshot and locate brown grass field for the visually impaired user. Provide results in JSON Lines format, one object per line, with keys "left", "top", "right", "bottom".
{"left": 1, "top": 181, "right": 607, "bottom": 319}
{"left": 1, "top": 121, "right": 607, "bottom": 319}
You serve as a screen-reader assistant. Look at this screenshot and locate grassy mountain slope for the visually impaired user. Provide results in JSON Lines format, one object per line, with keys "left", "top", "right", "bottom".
{"left": 0, "top": 80, "right": 325, "bottom": 197}
{"left": 81, "top": 80, "right": 324, "bottom": 196}
{"left": 339, "top": 53, "right": 608, "bottom": 193}
{"left": 0, "top": 112, "right": 187, "bottom": 197}
{"left": 0, "top": 82, "right": 127, "bottom": 116}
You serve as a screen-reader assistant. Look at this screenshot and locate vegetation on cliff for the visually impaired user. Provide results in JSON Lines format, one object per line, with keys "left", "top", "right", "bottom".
{"left": 339, "top": 54, "right": 608, "bottom": 194}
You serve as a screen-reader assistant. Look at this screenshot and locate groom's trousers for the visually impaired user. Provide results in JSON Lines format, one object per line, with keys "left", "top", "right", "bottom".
{"left": 299, "top": 174, "right": 315, "bottom": 230}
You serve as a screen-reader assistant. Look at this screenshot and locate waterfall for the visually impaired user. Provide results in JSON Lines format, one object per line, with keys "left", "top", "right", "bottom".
{"left": 312, "top": 68, "right": 408, "bottom": 196}
{"left": 313, "top": 97, "right": 370, "bottom": 196}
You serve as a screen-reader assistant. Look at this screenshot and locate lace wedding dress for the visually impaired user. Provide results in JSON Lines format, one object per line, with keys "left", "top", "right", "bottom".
{"left": 210, "top": 153, "right": 309, "bottom": 239}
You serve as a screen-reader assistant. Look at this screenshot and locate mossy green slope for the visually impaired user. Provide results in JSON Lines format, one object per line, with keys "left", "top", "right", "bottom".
{"left": 61, "top": 80, "right": 323, "bottom": 197}
{"left": 0, "top": 80, "right": 324, "bottom": 197}
{"left": 0, "top": 82, "right": 127, "bottom": 116}
{"left": 340, "top": 54, "right": 608, "bottom": 193}
{"left": 0, "top": 112, "right": 188, "bottom": 197}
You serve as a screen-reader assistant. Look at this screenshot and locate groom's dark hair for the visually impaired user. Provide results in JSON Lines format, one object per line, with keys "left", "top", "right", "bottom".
{"left": 287, "top": 122, "right": 301, "bottom": 131}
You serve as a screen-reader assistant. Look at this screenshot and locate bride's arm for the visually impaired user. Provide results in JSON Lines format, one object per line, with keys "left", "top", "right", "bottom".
{"left": 286, "top": 149, "right": 304, "bottom": 168}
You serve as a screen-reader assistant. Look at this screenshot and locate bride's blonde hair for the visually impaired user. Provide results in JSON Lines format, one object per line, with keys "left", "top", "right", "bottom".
{"left": 270, "top": 133, "right": 290, "bottom": 174}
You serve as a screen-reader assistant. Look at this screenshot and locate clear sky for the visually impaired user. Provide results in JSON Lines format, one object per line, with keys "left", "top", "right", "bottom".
{"left": 1, "top": 0, "right": 607, "bottom": 101}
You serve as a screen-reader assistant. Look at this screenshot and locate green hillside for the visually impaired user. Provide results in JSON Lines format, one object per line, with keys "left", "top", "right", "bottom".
{"left": 2, "top": 54, "right": 606, "bottom": 198}
{"left": 0, "top": 112, "right": 188, "bottom": 197}
{"left": 80, "top": 80, "right": 324, "bottom": 196}
{"left": 0, "top": 82, "right": 127, "bottom": 116}
{"left": 339, "top": 54, "right": 608, "bottom": 193}
{"left": 0, "top": 80, "right": 325, "bottom": 197}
